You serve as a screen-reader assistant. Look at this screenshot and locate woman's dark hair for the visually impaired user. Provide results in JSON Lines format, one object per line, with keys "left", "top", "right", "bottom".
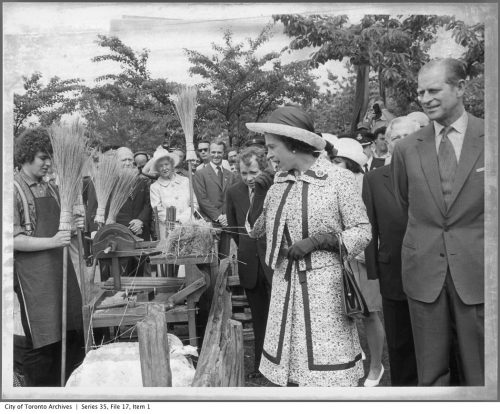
{"left": 272, "top": 134, "right": 320, "bottom": 158}
{"left": 324, "top": 141, "right": 337, "bottom": 161}
{"left": 336, "top": 156, "right": 364, "bottom": 174}
{"left": 14, "top": 127, "right": 53, "bottom": 166}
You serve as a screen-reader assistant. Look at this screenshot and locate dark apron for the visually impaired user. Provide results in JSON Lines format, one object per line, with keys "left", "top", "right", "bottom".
{"left": 14, "top": 195, "right": 83, "bottom": 349}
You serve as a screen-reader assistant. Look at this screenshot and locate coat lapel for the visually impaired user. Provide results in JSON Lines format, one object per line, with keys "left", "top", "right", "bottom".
{"left": 382, "top": 168, "right": 394, "bottom": 196}
{"left": 416, "top": 124, "right": 447, "bottom": 216}
{"left": 235, "top": 182, "right": 250, "bottom": 216}
{"left": 206, "top": 165, "right": 222, "bottom": 190}
{"left": 447, "top": 114, "right": 483, "bottom": 210}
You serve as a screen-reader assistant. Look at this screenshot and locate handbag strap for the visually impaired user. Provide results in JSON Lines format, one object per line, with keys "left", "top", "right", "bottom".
{"left": 337, "top": 232, "right": 345, "bottom": 264}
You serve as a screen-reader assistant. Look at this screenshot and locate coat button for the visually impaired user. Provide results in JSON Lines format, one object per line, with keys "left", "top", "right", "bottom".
{"left": 440, "top": 253, "right": 445, "bottom": 257}
{"left": 443, "top": 225, "right": 449, "bottom": 232}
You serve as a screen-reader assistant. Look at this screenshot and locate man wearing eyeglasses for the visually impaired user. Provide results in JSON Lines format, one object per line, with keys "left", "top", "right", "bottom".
{"left": 195, "top": 140, "right": 211, "bottom": 171}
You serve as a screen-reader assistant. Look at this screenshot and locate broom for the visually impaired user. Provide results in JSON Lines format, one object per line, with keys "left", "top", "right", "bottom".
{"left": 48, "top": 120, "right": 88, "bottom": 386}
{"left": 170, "top": 85, "right": 198, "bottom": 220}
{"left": 105, "top": 167, "right": 139, "bottom": 225}
{"left": 91, "top": 151, "right": 120, "bottom": 227}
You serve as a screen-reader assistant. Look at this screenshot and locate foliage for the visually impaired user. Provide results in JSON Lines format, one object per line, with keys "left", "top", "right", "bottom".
{"left": 274, "top": 14, "right": 484, "bottom": 118}
{"left": 13, "top": 72, "right": 83, "bottom": 137}
{"left": 80, "top": 35, "right": 182, "bottom": 152}
{"left": 184, "top": 27, "right": 319, "bottom": 147}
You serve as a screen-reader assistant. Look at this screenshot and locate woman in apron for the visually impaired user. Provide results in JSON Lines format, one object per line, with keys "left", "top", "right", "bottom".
{"left": 14, "top": 128, "right": 84, "bottom": 386}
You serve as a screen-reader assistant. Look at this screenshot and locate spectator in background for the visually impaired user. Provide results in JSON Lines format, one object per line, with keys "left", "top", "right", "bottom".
{"left": 372, "top": 126, "right": 390, "bottom": 160}
{"left": 193, "top": 139, "right": 236, "bottom": 260}
{"left": 391, "top": 58, "right": 485, "bottom": 386}
{"left": 365, "top": 98, "right": 396, "bottom": 132}
{"left": 172, "top": 148, "right": 189, "bottom": 177}
{"left": 333, "top": 137, "right": 386, "bottom": 387}
{"left": 226, "top": 146, "right": 273, "bottom": 379}
{"left": 227, "top": 148, "right": 239, "bottom": 173}
{"left": 355, "top": 130, "right": 382, "bottom": 171}
{"left": 133, "top": 151, "right": 149, "bottom": 173}
{"left": 195, "top": 140, "right": 211, "bottom": 171}
{"left": 406, "top": 111, "right": 430, "bottom": 128}
{"left": 362, "top": 116, "right": 420, "bottom": 386}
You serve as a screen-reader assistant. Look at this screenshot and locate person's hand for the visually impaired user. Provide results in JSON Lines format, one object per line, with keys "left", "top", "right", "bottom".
{"left": 217, "top": 214, "right": 228, "bottom": 227}
{"left": 51, "top": 230, "right": 72, "bottom": 248}
{"left": 254, "top": 170, "right": 275, "bottom": 198}
{"left": 128, "top": 219, "right": 143, "bottom": 234}
{"left": 74, "top": 216, "right": 85, "bottom": 229}
{"left": 287, "top": 238, "right": 315, "bottom": 260}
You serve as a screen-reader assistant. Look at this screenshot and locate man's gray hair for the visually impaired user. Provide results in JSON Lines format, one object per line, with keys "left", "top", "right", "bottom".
{"left": 386, "top": 117, "right": 421, "bottom": 141}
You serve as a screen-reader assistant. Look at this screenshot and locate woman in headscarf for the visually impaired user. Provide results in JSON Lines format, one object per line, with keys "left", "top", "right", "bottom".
{"left": 333, "top": 138, "right": 386, "bottom": 387}
{"left": 246, "top": 106, "right": 371, "bottom": 386}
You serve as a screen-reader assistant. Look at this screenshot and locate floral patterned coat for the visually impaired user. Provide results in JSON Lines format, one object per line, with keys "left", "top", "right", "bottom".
{"left": 250, "top": 157, "right": 371, "bottom": 386}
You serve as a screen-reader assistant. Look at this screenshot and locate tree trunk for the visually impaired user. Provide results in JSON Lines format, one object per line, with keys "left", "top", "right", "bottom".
{"left": 350, "top": 64, "right": 370, "bottom": 134}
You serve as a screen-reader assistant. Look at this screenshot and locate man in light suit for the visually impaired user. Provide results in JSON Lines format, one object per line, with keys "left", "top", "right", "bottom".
{"left": 363, "top": 117, "right": 420, "bottom": 386}
{"left": 391, "top": 58, "right": 484, "bottom": 386}
{"left": 193, "top": 139, "right": 235, "bottom": 259}
{"left": 226, "top": 146, "right": 274, "bottom": 378}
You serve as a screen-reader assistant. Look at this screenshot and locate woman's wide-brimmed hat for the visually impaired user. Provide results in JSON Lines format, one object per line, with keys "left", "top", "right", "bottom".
{"left": 246, "top": 106, "right": 326, "bottom": 151}
{"left": 142, "top": 146, "right": 180, "bottom": 175}
{"left": 335, "top": 138, "right": 368, "bottom": 168}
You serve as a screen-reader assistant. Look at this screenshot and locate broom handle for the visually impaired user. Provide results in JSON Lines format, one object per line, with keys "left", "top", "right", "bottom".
{"left": 61, "top": 245, "right": 68, "bottom": 386}
{"left": 77, "top": 228, "right": 87, "bottom": 306}
{"left": 188, "top": 161, "right": 195, "bottom": 219}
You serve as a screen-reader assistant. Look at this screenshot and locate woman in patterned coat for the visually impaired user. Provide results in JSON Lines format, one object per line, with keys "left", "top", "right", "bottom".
{"left": 246, "top": 106, "right": 371, "bottom": 386}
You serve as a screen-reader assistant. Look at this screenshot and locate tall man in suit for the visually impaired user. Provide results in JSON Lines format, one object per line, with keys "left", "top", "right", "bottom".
{"left": 193, "top": 139, "right": 235, "bottom": 260}
{"left": 226, "top": 146, "right": 274, "bottom": 378}
{"left": 391, "top": 58, "right": 484, "bottom": 386}
{"left": 363, "top": 116, "right": 420, "bottom": 386}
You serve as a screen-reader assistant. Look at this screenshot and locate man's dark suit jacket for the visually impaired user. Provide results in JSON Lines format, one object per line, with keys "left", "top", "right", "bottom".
{"left": 362, "top": 165, "right": 407, "bottom": 301}
{"left": 193, "top": 164, "right": 235, "bottom": 223}
{"left": 391, "top": 114, "right": 484, "bottom": 305}
{"left": 83, "top": 174, "right": 152, "bottom": 240}
{"left": 226, "top": 180, "right": 273, "bottom": 289}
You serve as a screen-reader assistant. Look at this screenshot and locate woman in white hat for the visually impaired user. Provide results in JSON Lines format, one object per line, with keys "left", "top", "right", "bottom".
{"left": 333, "top": 138, "right": 386, "bottom": 387}
{"left": 246, "top": 106, "right": 371, "bottom": 387}
{"left": 149, "top": 147, "right": 199, "bottom": 240}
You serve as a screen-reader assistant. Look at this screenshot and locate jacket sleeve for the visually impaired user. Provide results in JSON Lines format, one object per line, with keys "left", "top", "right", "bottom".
{"left": 336, "top": 170, "right": 372, "bottom": 260}
{"left": 193, "top": 170, "right": 221, "bottom": 222}
{"left": 137, "top": 179, "right": 151, "bottom": 224}
{"left": 225, "top": 189, "right": 239, "bottom": 245}
{"left": 362, "top": 173, "right": 380, "bottom": 280}
{"left": 391, "top": 143, "right": 409, "bottom": 215}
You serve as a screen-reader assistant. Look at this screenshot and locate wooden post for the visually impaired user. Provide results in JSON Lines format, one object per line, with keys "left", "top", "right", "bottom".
{"left": 137, "top": 303, "right": 172, "bottom": 387}
{"left": 192, "top": 259, "right": 245, "bottom": 386}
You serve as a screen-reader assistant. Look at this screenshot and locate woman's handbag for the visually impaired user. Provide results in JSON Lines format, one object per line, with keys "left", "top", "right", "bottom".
{"left": 338, "top": 234, "right": 370, "bottom": 319}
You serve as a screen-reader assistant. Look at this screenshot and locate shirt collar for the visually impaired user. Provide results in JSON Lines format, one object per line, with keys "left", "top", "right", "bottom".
{"left": 434, "top": 110, "right": 468, "bottom": 137}
{"left": 19, "top": 169, "right": 45, "bottom": 187}
{"left": 275, "top": 157, "right": 330, "bottom": 186}
{"left": 210, "top": 161, "right": 222, "bottom": 172}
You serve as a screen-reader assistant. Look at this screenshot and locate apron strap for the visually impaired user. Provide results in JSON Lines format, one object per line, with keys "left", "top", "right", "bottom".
{"left": 14, "top": 180, "right": 34, "bottom": 235}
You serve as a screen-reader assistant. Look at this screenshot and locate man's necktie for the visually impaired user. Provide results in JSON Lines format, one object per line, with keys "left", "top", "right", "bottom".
{"left": 216, "top": 166, "right": 223, "bottom": 186}
{"left": 249, "top": 189, "right": 254, "bottom": 204}
{"left": 437, "top": 126, "right": 457, "bottom": 208}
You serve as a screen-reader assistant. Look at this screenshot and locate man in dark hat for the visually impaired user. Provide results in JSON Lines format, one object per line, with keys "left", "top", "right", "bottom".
{"left": 245, "top": 137, "right": 266, "bottom": 149}
{"left": 133, "top": 151, "right": 149, "bottom": 173}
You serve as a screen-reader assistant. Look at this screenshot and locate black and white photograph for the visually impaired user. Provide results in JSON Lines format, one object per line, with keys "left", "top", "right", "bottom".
{"left": 2, "top": 1, "right": 497, "bottom": 405}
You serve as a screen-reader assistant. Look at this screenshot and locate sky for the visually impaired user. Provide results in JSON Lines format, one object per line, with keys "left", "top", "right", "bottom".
{"left": 3, "top": 2, "right": 483, "bottom": 97}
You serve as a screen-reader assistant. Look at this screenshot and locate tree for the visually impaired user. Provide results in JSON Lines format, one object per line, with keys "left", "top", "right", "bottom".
{"left": 273, "top": 14, "right": 484, "bottom": 128}
{"left": 185, "top": 27, "right": 319, "bottom": 147}
{"left": 13, "top": 72, "right": 83, "bottom": 137}
{"left": 81, "top": 35, "right": 182, "bottom": 151}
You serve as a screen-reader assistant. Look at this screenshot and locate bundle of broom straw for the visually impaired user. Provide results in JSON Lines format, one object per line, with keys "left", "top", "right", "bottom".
{"left": 105, "top": 167, "right": 138, "bottom": 225}
{"left": 48, "top": 121, "right": 88, "bottom": 231}
{"left": 90, "top": 151, "right": 120, "bottom": 226}
{"left": 170, "top": 85, "right": 198, "bottom": 219}
{"left": 48, "top": 120, "right": 88, "bottom": 386}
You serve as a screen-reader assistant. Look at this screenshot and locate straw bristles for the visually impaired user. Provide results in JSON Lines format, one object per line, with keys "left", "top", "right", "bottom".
{"left": 90, "top": 152, "right": 120, "bottom": 225}
{"left": 105, "top": 168, "right": 139, "bottom": 225}
{"left": 48, "top": 121, "right": 88, "bottom": 231}
{"left": 170, "top": 85, "right": 198, "bottom": 146}
{"left": 160, "top": 219, "right": 214, "bottom": 258}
